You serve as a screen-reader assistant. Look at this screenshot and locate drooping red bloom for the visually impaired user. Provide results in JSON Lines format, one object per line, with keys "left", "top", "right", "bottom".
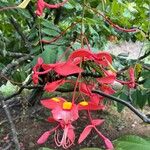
{"left": 35, "top": 0, "right": 68, "bottom": 16}
{"left": 38, "top": 97, "right": 78, "bottom": 149}
{"left": 32, "top": 58, "right": 83, "bottom": 85}
{"left": 68, "top": 48, "right": 112, "bottom": 67}
{"left": 116, "top": 67, "right": 135, "bottom": 88}
{"left": 78, "top": 118, "right": 113, "bottom": 150}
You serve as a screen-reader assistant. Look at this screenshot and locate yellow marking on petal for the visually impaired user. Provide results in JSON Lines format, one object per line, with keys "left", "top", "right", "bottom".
{"left": 79, "top": 101, "right": 88, "bottom": 106}
{"left": 63, "top": 102, "right": 72, "bottom": 110}
{"left": 51, "top": 97, "right": 60, "bottom": 102}
{"left": 17, "top": 0, "right": 31, "bottom": 9}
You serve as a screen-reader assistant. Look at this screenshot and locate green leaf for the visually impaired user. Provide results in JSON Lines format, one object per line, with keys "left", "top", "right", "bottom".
{"left": 131, "top": 89, "right": 146, "bottom": 109}
{"left": 143, "top": 79, "right": 150, "bottom": 88}
{"left": 117, "top": 93, "right": 128, "bottom": 112}
{"left": 114, "top": 135, "right": 150, "bottom": 150}
{"left": 41, "top": 19, "right": 60, "bottom": 32}
{"left": 0, "top": 81, "right": 18, "bottom": 96}
{"left": 42, "top": 28, "right": 59, "bottom": 37}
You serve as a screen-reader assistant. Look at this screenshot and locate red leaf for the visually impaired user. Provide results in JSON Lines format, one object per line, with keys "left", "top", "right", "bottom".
{"left": 91, "top": 119, "right": 104, "bottom": 126}
{"left": 44, "top": 79, "right": 65, "bottom": 92}
{"left": 37, "top": 131, "right": 51, "bottom": 144}
{"left": 78, "top": 125, "right": 93, "bottom": 144}
{"left": 54, "top": 62, "right": 83, "bottom": 76}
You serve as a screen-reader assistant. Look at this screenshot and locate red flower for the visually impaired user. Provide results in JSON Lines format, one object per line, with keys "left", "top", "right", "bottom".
{"left": 35, "top": 0, "right": 68, "bottom": 16}
{"left": 68, "top": 48, "right": 112, "bottom": 67}
{"left": 38, "top": 97, "right": 79, "bottom": 149}
{"left": 78, "top": 119, "right": 113, "bottom": 150}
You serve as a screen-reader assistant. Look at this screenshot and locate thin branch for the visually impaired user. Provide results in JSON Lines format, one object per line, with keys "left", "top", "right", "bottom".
{"left": 0, "top": 55, "right": 33, "bottom": 77}
{"left": 41, "top": 21, "right": 81, "bottom": 44}
{"left": 0, "top": 50, "right": 29, "bottom": 58}
{"left": 0, "top": 94, "right": 20, "bottom": 150}
{"left": 9, "top": 17, "right": 32, "bottom": 50}
{"left": 139, "top": 50, "right": 150, "bottom": 60}
{"left": 92, "top": 90, "right": 150, "bottom": 124}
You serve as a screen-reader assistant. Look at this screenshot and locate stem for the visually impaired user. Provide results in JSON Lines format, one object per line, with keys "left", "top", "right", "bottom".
{"left": 0, "top": 94, "right": 20, "bottom": 150}
{"left": 81, "top": 0, "right": 86, "bottom": 48}
{"left": 92, "top": 90, "right": 150, "bottom": 124}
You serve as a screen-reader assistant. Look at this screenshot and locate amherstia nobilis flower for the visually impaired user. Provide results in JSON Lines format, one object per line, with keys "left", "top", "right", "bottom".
{"left": 37, "top": 97, "right": 113, "bottom": 149}
{"left": 33, "top": 48, "right": 135, "bottom": 149}
{"left": 37, "top": 97, "right": 78, "bottom": 149}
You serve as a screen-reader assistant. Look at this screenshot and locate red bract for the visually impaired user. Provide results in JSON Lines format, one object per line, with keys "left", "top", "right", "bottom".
{"left": 35, "top": 0, "right": 68, "bottom": 16}
{"left": 78, "top": 119, "right": 113, "bottom": 150}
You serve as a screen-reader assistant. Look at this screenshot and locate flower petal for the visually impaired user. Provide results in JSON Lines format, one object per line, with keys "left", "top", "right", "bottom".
{"left": 68, "top": 49, "right": 94, "bottom": 61}
{"left": 44, "top": 79, "right": 66, "bottom": 92}
{"left": 41, "top": 97, "right": 65, "bottom": 109}
{"left": 92, "top": 119, "right": 104, "bottom": 126}
{"left": 37, "top": 131, "right": 51, "bottom": 144}
{"left": 54, "top": 62, "right": 83, "bottom": 76}
{"left": 97, "top": 75, "right": 115, "bottom": 84}
{"left": 78, "top": 125, "right": 93, "bottom": 144}
{"left": 94, "top": 52, "right": 112, "bottom": 67}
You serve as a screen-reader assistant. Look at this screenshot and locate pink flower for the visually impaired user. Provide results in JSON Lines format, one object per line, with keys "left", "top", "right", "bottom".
{"left": 38, "top": 97, "right": 79, "bottom": 149}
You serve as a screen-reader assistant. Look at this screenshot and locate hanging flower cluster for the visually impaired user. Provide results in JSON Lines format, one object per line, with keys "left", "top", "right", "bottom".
{"left": 32, "top": 48, "right": 135, "bottom": 149}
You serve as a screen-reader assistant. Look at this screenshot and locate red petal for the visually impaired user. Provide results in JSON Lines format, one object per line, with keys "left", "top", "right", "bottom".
{"left": 68, "top": 126, "right": 75, "bottom": 143}
{"left": 97, "top": 75, "right": 115, "bottom": 84}
{"left": 37, "top": 131, "right": 51, "bottom": 144}
{"left": 92, "top": 119, "right": 104, "bottom": 126}
{"left": 79, "top": 82, "right": 92, "bottom": 96}
{"left": 42, "top": 64, "right": 55, "bottom": 71}
{"left": 47, "top": 117, "right": 56, "bottom": 123}
{"left": 35, "top": 0, "right": 45, "bottom": 16}
{"left": 78, "top": 125, "right": 93, "bottom": 144}
{"left": 94, "top": 52, "right": 112, "bottom": 67}
{"left": 104, "top": 138, "right": 114, "bottom": 150}
{"left": 100, "top": 85, "right": 115, "bottom": 95}
{"left": 69, "top": 49, "right": 94, "bottom": 61}
{"left": 54, "top": 62, "right": 83, "bottom": 76}
{"left": 38, "top": 57, "right": 44, "bottom": 65}
{"left": 44, "top": 79, "right": 65, "bottom": 92}
{"left": 41, "top": 97, "right": 65, "bottom": 109}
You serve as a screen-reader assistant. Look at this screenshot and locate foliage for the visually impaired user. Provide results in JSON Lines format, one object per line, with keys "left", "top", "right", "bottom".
{"left": 113, "top": 135, "right": 150, "bottom": 150}
{"left": 0, "top": 0, "right": 150, "bottom": 149}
